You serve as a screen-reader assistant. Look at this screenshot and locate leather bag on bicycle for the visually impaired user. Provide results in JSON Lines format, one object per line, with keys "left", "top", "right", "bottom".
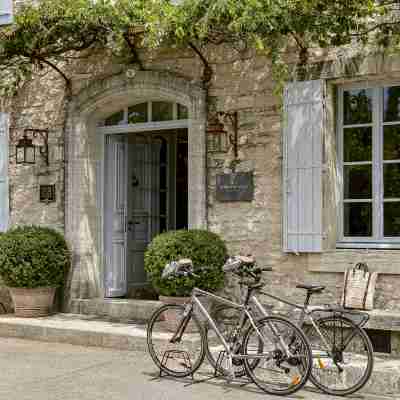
{"left": 341, "top": 262, "right": 378, "bottom": 310}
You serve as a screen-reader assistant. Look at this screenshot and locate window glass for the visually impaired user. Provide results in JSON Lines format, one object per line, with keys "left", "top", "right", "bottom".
{"left": 384, "top": 86, "right": 400, "bottom": 122}
{"left": 384, "top": 125, "right": 400, "bottom": 160}
{"left": 177, "top": 104, "right": 188, "bottom": 120}
{"left": 344, "top": 203, "right": 372, "bottom": 237}
{"left": 343, "top": 127, "right": 372, "bottom": 162}
{"left": 152, "top": 102, "right": 173, "bottom": 122}
{"left": 104, "top": 110, "right": 124, "bottom": 126}
{"left": 128, "top": 103, "right": 148, "bottom": 123}
{"left": 384, "top": 203, "right": 400, "bottom": 236}
{"left": 343, "top": 89, "right": 373, "bottom": 125}
{"left": 344, "top": 165, "right": 372, "bottom": 199}
{"left": 384, "top": 164, "right": 400, "bottom": 198}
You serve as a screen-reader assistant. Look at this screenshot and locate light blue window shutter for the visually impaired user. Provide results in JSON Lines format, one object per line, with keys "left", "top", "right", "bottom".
{"left": 0, "top": 113, "right": 8, "bottom": 232}
{"left": 0, "top": 0, "right": 13, "bottom": 25}
{"left": 283, "top": 80, "right": 325, "bottom": 253}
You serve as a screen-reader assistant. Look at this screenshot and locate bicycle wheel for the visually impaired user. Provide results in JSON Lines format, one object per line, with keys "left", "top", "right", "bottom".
{"left": 304, "top": 315, "right": 373, "bottom": 396}
{"left": 147, "top": 304, "right": 205, "bottom": 377}
{"left": 204, "top": 305, "right": 248, "bottom": 377}
{"left": 242, "top": 316, "right": 312, "bottom": 396}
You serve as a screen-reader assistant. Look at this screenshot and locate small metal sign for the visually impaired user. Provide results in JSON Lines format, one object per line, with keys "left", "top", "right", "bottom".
{"left": 40, "top": 184, "right": 56, "bottom": 204}
{"left": 216, "top": 172, "right": 254, "bottom": 202}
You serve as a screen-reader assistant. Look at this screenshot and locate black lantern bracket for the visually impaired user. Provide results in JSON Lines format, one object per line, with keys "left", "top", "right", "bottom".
{"left": 16, "top": 128, "right": 49, "bottom": 166}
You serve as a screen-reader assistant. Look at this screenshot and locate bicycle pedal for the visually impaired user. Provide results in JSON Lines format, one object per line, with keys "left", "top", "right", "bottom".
{"left": 225, "top": 371, "right": 235, "bottom": 382}
{"left": 291, "top": 374, "right": 301, "bottom": 386}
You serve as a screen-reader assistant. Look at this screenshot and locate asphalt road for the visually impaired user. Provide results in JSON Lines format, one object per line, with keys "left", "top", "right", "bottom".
{"left": 0, "top": 338, "right": 394, "bottom": 400}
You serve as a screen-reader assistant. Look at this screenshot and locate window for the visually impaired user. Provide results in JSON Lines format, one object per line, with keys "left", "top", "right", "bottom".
{"left": 98, "top": 101, "right": 188, "bottom": 127}
{"left": 338, "top": 84, "right": 400, "bottom": 245}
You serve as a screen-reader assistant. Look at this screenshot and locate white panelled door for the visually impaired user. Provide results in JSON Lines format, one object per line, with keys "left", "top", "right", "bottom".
{"left": 104, "top": 134, "right": 128, "bottom": 297}
{"left": 0, "top": 113, "right": 9, "bottom": 232}
{"left": 283, "top": 80, "right": 325, "bottom": 253}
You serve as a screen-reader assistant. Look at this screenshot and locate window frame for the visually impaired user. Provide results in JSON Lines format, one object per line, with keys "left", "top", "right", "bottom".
{"left": 99, "top": 101, "right": 188, "bottom": 128}
{"left": 337, "top": 81, "right": 400, "bottom": 248}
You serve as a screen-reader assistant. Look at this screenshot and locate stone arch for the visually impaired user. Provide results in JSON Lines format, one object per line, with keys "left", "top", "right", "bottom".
{"left": 65, "top": 70, "right": 207, "bottom": 302}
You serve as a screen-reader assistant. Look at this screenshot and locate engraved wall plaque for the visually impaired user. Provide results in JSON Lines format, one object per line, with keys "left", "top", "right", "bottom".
{"left": 216, "top": 172, "right": 254, "bottom": 202}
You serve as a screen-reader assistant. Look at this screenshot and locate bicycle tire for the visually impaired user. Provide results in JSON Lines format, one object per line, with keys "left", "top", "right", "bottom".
{"left": 147, "top": 304, "right": 206, "bottom": 378}
{"left": 242, "top": 316, "right": 312, "bottom": 396}
{"left": 303, "top": 315, "right": 374, "bottom": 396}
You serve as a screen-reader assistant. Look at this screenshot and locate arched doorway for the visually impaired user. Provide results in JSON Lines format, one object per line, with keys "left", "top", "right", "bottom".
{"left": 65, "top": 70, "right": 206, "bottom": 304}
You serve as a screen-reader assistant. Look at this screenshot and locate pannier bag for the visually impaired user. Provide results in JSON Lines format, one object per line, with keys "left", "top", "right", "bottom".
{"left": 341, "top": 262, "right": 378, "bottom": 310}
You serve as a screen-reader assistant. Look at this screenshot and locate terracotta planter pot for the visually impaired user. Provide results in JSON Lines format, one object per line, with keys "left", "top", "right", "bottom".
{"left": 159, "top": 295, "right": 190, "bottom": 306}
{"left": 159, "top": 295, "right": 197, "bottom": 333}
{"left": 9, "top": 287, "right": 56, "bottom": 317}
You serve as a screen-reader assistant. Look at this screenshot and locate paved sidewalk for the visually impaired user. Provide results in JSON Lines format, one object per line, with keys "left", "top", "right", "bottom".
{"left": 0, "top": 313, "right": 398, "bottom": 398}
{"left": 0, "top": 337, "right": 396, "bottom": 400}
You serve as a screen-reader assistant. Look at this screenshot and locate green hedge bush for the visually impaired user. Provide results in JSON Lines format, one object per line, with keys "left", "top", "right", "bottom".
{"left": 144, "top": 229, "right": 227, "bottom": 297}
{"left": 0, "top": 226, "right": 70, "bottom": 288}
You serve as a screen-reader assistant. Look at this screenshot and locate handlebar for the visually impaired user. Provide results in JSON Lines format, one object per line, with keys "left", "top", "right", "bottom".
{"left": 161, "top": 256, "right": 272, "bottom": 281}
{"left": 223, "top": 256, "right": 272, "bottom": 275}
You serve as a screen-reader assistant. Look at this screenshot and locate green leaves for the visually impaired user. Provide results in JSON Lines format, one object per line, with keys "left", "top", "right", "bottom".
{"left": 0, "top": 226, "right": 70, "bottom": 288}
{"left": 0, "top": 0, "right": 398, "bottom": 96}
{"left": 144, "top": 229, "right": 227, "bottom": 297}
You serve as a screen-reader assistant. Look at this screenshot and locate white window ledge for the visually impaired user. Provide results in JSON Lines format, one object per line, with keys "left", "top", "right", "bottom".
{"left": 336, "top": 242, "right": 400, "bottom": 250}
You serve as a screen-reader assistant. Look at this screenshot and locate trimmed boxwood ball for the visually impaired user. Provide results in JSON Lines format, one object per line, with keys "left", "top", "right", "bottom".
{"left": 144, "top": 229, "right": 227, "bottom": 297}
{"left": 0, "top": 226, "right": 70, "bottom": 288}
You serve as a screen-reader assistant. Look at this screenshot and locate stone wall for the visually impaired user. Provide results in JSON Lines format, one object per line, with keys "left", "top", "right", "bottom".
{"left": 4, "top": 43, "right": 400, "bottom": 312}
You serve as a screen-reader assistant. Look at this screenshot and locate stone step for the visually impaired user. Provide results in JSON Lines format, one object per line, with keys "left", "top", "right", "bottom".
{"left": 0, "top": 313, "right": 398, "bottom": 396}
{"left": 70, "top": 298, "right": 163, "bottom": 322}
{"left": 0, "top": 313, "right": 151, "bottom": 351}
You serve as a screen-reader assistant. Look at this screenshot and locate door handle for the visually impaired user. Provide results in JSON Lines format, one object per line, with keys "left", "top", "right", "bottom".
{"left": 127, "top": 221, "right": 134, "bottom": 231}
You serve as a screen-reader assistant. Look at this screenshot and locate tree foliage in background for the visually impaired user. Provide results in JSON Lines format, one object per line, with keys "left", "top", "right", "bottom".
{"left": 1, "top": 0, "right": 400, "bottom": 96}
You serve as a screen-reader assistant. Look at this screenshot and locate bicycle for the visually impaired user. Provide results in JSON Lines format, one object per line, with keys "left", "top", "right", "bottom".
{"left": 206, "top": 256, "right": 374, "bottom": 396}
{"left": 147, "top": 258, "right": 313, "bottom": 396}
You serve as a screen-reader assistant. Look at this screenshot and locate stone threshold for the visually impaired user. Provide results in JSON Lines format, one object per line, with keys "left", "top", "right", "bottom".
{"left": 0, "top": 313, "right": 398, "bottom": 396}
{"left": 70, "top": 298, "right": 163, "bottom": 322}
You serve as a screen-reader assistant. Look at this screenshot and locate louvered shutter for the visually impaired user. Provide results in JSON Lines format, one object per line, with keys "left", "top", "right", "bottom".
{"left": 0, "top": 113, "right": 9, "bottom": 232}
{"left": 283, "top": 80, "right": 325, "bottom": 253}
{"left": 0, "top": 0, "right": 13, "bottom": 25}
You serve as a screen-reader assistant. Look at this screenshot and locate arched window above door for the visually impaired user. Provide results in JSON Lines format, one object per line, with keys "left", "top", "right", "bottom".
{"left": 99, "top": 101, "right": 188, "bottom": 127}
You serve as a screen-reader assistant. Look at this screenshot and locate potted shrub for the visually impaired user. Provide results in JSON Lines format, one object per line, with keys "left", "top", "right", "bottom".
{"left": 144, "top": 229, "right": 227, "bottom": 305}
{"left": 0, "top": 225, "right": 70, "bottom": 317}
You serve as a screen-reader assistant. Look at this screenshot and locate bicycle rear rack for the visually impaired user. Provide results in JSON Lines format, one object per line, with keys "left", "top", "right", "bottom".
{"left": 310, "top": 305, "right": 370, "bottom": 328}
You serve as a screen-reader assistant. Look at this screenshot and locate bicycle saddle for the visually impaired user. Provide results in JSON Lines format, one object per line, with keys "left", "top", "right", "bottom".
{"left": 296, "top": 284, "right": 326, "bottom": 293}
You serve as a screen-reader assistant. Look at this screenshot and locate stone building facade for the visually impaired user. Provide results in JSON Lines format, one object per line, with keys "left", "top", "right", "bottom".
{"left": 2, "top": 4, "right": 400, "bottom": 337}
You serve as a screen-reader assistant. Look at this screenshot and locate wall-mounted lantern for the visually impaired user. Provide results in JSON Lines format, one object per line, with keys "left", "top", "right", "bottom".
{"left": 207, "top": 115, "right": 228, "bottom": 153}
{"left": 16, "top": 134, "right": 35, "bottom": 164}
{"left": 206, "top": 111, "right": 238, "bottom": 157}
{"left": 16, "top": 128, "right": 49, "bottom": 166}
